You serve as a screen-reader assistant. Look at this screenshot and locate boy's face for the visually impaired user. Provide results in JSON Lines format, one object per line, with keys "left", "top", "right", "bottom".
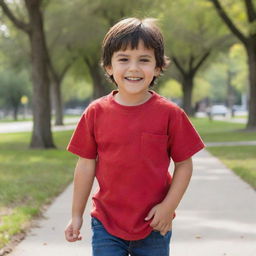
{"left": 105, "top": 40, "right": 160, "bottom": 96}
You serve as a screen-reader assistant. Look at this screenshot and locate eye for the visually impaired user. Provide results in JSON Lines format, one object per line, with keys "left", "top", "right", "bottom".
{"left": 140, "top": 58, "right": 150, "bottom": 62}
{"left": 118, "top": 58, "right": 128, "bottom": 62}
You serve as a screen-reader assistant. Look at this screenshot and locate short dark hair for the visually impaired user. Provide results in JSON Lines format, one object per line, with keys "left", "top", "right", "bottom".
{"left": 101, "top": 17, "right": 170, "bottom": 87}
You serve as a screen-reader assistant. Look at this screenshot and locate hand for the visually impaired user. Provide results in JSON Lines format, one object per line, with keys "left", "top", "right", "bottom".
{"left": 65, "top": 217, "right": 83, "bottom": 242}
{"left": 145, "top": 203, "right": 173, "bottom": 236}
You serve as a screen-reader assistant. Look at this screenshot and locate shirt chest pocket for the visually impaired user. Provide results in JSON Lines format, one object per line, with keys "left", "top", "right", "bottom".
{"left": 141, "top": 132, "right": 169, "bottom": 167}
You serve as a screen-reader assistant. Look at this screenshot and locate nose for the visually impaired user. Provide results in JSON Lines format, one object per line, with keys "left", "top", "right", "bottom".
{"left": 128, "top": 60, "right": 139, "bottom": 72}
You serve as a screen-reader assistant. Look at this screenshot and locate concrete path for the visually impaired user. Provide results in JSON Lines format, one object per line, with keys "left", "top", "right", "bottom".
{"left": 172, "top": 150, "right": 256, "bottom": 256}
{"left": 206, "top": 141, "right": 256, "bottom": 147}
{"left": 213, "top": 116, "right": 247, "bottom": 124}
{"left": 0, "top": 117, "right": 79, "bottom": 133}
{"left": 8, "top": 149, "right": 256, "bottom": 256}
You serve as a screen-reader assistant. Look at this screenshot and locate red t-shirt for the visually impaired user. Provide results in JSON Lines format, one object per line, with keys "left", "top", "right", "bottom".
{"left": 67, "top": 90, "right": 205, "bottom": 240}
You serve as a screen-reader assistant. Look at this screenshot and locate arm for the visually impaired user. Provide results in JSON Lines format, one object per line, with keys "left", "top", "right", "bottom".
{"left": 65, "top": 157, "right": 96, "bottom": 242}
{"left": 145, "top": 157, "right": 193, "bottom": 235}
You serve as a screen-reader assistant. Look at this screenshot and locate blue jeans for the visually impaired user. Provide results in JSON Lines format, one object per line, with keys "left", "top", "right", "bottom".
{"left": 91, "top": 217, "right": 172, "bottom": 256}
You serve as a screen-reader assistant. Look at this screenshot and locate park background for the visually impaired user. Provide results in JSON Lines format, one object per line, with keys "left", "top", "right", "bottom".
{"left": 0, "top": 0, "right": 255, "bottom": 255}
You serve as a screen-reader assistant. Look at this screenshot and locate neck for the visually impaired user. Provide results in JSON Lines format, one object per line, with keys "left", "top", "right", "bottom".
{"left": 114, "top": 90, "right": 152, "bottom": 106}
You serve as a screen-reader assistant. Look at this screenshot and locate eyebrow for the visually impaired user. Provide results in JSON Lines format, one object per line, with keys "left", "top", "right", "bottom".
{"left": 115, "top": 53, "right": 153, "bottom": 58}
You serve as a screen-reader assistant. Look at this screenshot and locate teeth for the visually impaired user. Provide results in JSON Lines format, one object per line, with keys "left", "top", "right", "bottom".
{"left": 126, "top": 77, "right": 142, "bottom": 81}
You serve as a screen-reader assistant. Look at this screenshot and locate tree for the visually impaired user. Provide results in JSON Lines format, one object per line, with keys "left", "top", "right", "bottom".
{"left": 161, "top": 0, "right": 232, "bottom": 115}
{"left": 47, "top": 54, "right": 75, "bottom": 125}
{"left": 0, "top": 0, "right": 55, "bottom": 148}
{"left": 210, "top": 0, "right": 256, "bottom": 129}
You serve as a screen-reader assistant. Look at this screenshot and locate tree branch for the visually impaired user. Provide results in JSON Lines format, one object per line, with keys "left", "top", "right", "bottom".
{"left": 192, "top": 51, "right": 211, "bottom": 74}
{"left": 59, "top": 50, "right": 78, "bottom": 82}
{"left": 0, "top": 0, "right": 30, "bottom": 33}
{"left": 59, "top": 59, "right": 77, "bottom": 82}
{"left": 172, "top": 56, "right": 186, "bottom": 77}
{"left": 210, "top": 0, "right": 247, "bottom": 45}
{"left": 244, "top": 0, "right": 256, "bottom": 23}
{"left": 189, "top": 55, "right": 194, "bottom": 72}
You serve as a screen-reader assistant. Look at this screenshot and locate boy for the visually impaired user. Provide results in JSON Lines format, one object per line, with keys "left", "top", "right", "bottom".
{"left": 65, "top": 17, "right": 205, "bottom": 256}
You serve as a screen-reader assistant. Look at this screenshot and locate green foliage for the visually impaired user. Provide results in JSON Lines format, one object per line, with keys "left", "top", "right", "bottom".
{"left": 212, "top": 0, "right": 254, "bottom": 37}
{"left": 203, "top": 61, "right": 228, "bottom": 102}
{"left": 159, "top": 79, "right": 182, "bottom": 99}
{"left": 62, "top": 74, "right": 93, "bottom": 102}
{"left": 228, "top": 43, "right": 248, "bottom": 92}
{"left": 192, "top": 77, "right": 211, "bottom": 104}
{"left": 161, "top": 0, "right": 230, "bottom": 66}
{"left": 0, "top": 70, "right": 31, "bottom": 111}
{"left": 158, "top": 76, "right": 211, "bottom": 104}
{"left": 0, "top": 14, "right": 30, "bottom": 71}
{"left": 202, "top": 43, "right": 247, "bottom": 103}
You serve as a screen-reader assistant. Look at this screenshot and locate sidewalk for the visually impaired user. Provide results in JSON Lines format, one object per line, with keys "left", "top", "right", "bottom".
{"left": 0, "top": 117, "right": 79, "bottom": 133}
{"left": 8, "top": 149, "right": 256, "bottom": 256}
{"left": 206, "top": 141, "right": 256, "bottom": 147}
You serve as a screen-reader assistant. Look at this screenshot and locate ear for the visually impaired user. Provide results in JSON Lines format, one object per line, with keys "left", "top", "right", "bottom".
{"left": 105, "top": 65, "right": 113, "bottom": 76}
{"left": 154, "top": 67, "right": 161, "bottom": 77}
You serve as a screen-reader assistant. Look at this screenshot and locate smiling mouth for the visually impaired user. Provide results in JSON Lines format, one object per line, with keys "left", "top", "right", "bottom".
{"left": 125, "top": 77, "right": 143, "bottom": 81}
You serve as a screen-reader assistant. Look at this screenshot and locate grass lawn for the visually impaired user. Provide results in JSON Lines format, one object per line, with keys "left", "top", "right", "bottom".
{"left": 207, "top": 146, "right": 256, "bottom": 189}
{"left": 191, "top": 118, "right": 256, "bottom": 142}
{"left": 0, "top": 118, "right": 32, "bottom": 123}
{"left": 0, "top": 130, "right": 76, "bottom": 249}
{"left": 191, "top": 118, "right": 256, "bottom": 189}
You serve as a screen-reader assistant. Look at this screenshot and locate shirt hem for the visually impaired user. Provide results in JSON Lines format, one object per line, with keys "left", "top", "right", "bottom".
{"left": 67, "top": 145, "right": 97, "bottom": 159}
{"left": 90, "top": 213, "right": 154, "bottom": 241}
{"left": 172, "top": 142, "right": 205, "bottom": 162}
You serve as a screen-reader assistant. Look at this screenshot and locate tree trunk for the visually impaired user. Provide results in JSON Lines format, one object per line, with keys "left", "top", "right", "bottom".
{"left": 172, "top": 53, "right": 210, "bottom": 117}
{"left": 47, "top": 51, "right": 73, "bottom": 127}
{"left": 27, "top": 2, "right": 55, "bottom": 148}
{"left": 87, "top": 61, "right": 108, "bottom": 99}
{"left": 13, "top": 105, "right": 18, "bottom": 121}
{"left": 246, "top": 41, "right": 256, "bottom": 129}
{"left": 226, "top": 69, "right": 235, "bottom": 114}
{"left": 182, "top": 75, "right": 194, "bottom": 116}
{"left": 51, "top": 78, "right": 63, "bottom": 126}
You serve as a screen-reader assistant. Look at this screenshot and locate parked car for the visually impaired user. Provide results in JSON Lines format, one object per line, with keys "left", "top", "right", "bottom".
{"left": 209, "top": 105, "right": 228, "bottom": 117}
{"left": 232, "top": 105, "right": 248, "bottom": 116}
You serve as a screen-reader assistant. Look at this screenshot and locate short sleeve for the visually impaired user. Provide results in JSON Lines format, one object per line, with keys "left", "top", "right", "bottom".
{"left": 67, "top": 108, "right": 97, "bottom": 159}
{"left": 168, "top": 109, "right": 205, "bottom": 162}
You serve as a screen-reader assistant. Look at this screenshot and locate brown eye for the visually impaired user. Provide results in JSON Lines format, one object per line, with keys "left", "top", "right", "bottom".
{"left": 119, "top": 58, "right": 128, "bottom": 62}
{"left": 141, "top": 59, "right": 150, "bottom": 62}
